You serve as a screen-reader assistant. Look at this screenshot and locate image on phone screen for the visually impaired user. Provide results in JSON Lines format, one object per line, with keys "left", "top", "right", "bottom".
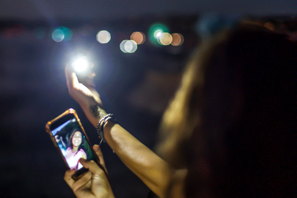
{"left": 50, "top": 115, "right": 96, "bottom": 171}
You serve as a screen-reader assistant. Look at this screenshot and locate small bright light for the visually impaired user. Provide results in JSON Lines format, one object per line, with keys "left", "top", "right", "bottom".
{"left": 120, "top": 40, "right": 137, "bottom": 53}
{"left": 52, "top": 29, "right": 64, "bottom": 42}
{"left": 154, "top": 30, "right": 163, "bottom": 39}
{"left": 72, "top": 57, "right": 89, "bottom": 74}
{"left": 159, "top": 33, "right": 172, "bottom": 45}
{"left": 171, "top": 33, "right": 184, "bottom": 46}
{"left": 130, "top": 32, "right": 145, "bottom": 44}
{"left": 96, "top": 30, "right": 111, "bottom": 44}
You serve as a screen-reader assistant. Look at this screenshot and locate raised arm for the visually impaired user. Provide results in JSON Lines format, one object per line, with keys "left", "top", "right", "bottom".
{"left": 65, "top": 65, "right": 173, "bottom": 198}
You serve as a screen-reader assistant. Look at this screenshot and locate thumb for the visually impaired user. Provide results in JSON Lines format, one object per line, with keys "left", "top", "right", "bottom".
{"left": 93, "top": 144, "right": 106, "bottom": 170}
{"left": 79, "top": 159, "right": 105, "bottom": 177}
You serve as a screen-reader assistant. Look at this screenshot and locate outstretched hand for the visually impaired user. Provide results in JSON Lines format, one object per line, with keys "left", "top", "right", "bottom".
{"left": 65, "top": 65, "right": 106, "bottom": 127}
{"left": 64, "top": 145, "right": 114, "bottom": 198}
{"left": 65, "top": 64, "right": 101, "bottom": 108}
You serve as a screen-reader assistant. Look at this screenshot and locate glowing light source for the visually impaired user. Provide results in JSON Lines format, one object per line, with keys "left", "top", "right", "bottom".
{"left": 34, "top": 26, "right": 46, "bottom": 39}
{"left": 159, "top": 33, "right": 172, "bottom": 45}
{"left": 171, "top": 33, "right": 184, "bottom": 46}
{"left": 154, "top": 30, "right": 163, "bottom": 39}
{"left": 96, "top": 30, "right": 111, "bottom": 44}
{"left": 72, "top": 57, "right": 90, "bottom": 75}
{"left": 52, "top": 29, "right": 64, "bottom": 42}
{"left": 120, "top": 40, "right": 137, "bottom": 53}
{"left": 130, "top": 32, "right": 145, "bottom": 44}
{"left": 148, "top": 23, "right": 169, "bottom": 45}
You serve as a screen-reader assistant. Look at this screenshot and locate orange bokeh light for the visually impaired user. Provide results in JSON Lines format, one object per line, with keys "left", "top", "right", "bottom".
{"left": 171, "top": 33, "right": 184, "bottom": 46}
{"left": 130, "top": 31, "right": 145, "bottom": 44}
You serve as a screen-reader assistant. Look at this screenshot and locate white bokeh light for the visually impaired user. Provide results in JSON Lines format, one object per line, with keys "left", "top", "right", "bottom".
{"left": 120, "top": 40, "right": 137, "bottom": 53}
{"left": 96, "top": 30, "right": 111, "bottom": 44}
{"left": 154, "top": 30, "right": 163, "bottom": 39}
{"left": 159, "top": 33, "right": 173, "bottom": 45}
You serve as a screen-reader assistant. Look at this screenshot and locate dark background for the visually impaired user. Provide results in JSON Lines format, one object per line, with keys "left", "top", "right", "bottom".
{"left": 0, "top": 1, "right": 297, "bottom": 197}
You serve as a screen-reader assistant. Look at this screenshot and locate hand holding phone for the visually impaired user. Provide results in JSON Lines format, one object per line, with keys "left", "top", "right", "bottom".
{"left": 46, "top": 108, "right": 100, "bottom": 179}
{"left": 64, "top": 145, "right": 115, "bottom": 198}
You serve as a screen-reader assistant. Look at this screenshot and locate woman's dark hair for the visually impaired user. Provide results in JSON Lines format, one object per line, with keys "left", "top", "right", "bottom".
{"left": 158, "top": 23, "right": 297, "bottom": 197}
{"left": 68, "top": 129, "right": 85, "bottom": 152}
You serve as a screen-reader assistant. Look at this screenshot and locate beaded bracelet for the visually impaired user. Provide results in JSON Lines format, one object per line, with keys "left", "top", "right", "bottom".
{"left": 96, "top": 114, "right": 117, "bottom": 145}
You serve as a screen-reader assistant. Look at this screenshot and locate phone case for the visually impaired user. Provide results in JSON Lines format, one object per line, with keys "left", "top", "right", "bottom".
{"left": 45, "top": 108, "right": 99, "bottom": 179}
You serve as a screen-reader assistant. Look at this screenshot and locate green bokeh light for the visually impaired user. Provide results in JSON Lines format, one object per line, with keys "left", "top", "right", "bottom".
{"left": 59, "top": 26, "right": 73, "bottom": 41}
{"left": 52, "top": 26, "right": 73, "bottom": 42}
{"left": 148, "top": 23, "right": 169, "bottom": 46}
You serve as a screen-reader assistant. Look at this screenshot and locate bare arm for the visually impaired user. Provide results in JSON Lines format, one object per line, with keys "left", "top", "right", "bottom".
{"left": 65, "top": 65, "right": 173, "bottom": 198}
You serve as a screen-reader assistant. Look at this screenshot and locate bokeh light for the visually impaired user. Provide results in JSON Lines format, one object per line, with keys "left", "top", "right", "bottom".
{"left": 148, "top": 23, "right": 169, "bottom": 45}
{"left": 96, "top": 30, "right": 111, "bottom": 44}
{"left": 154, "top": 30, "right": 163, "bottom": 39}
{"left": 171, "top": 33, "right": 184, "bottom": 46}
{"left": 159, "top": 33, "right": 172, "bottom": 45}
{"left": 120, "top": 40, "right": 137, "bottom": 53}
{"left": 130, "top": 32, "right": 145, "bottom": 44}
{"left": 264, "top": 22, "right": 274, "bottom": 31}
{"left": 34, "top": 26, "right": 46, "bottom": 39}
{"left": 52, "top": 29, "right": 64, "bottom": 42}
{"left": 59, "top": 26, "right": 73, "bottom": 41}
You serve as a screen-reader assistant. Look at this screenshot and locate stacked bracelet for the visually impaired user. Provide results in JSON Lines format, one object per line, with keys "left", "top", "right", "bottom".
{"left": 96, "top": 114, "right": 117, "bottom": 145}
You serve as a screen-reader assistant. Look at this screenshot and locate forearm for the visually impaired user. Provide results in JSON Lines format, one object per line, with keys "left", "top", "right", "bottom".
{"left": 81, "top": 104, "right": 172, "bottom": 197}
{"left": 104, "top": 122, "right": 172, "bottom": 198}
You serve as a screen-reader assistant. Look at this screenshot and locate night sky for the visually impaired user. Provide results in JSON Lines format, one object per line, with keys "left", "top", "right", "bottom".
{"left": 0, "top": 1, "right": 297, "bottom": 198}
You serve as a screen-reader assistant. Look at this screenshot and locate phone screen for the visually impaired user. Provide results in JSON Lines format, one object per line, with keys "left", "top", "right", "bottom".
{"left": 49, "top": 113, "right": 96, "bottom": 178}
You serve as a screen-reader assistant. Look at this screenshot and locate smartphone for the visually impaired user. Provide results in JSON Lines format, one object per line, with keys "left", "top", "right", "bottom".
{"left": 45, "top": 108, "right": 99, "bottom": 179}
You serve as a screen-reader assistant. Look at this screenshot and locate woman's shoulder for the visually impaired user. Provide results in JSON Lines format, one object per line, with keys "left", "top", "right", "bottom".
{"left": 78, "top": 148, "right": 86, "bottom": 155}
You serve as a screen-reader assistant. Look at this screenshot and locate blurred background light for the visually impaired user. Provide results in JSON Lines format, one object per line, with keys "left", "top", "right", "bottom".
{"left": 154, "top": 30, "right": 163, "bottom": 39}
{"left": 264, "top": 22, "right": 274, "bottom": 30}
{"left": 130, "top": 31, "right": 145, "bottom": 44}
{"left": 120, "top": 40, "right": 137, "bottom": 53}
{"left": 171, "top": 33, "right": 184, "bottom": 46}
{"left": 148, "top": 23, "right": 169, "bottom": 45}
{"left": 96, "top": 30, "right": 111, "bottom": 44}
{"left": 59, "top": 26, "right": 73, "bottom": 41}
{"left": 52, "top": 28, "right": 64, "bottom": 42}
{"left": 120, "top": 40, "right": 128, "bottom": 53}
{"left": 34, "top": 26, "right": 46, "bottom": 39}
{"left": 159, "top": 32, "right": 172, "bottom": 45}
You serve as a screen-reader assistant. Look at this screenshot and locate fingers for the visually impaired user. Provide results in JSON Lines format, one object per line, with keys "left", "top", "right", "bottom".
{"left": 71, "top": 171, "right": 92, "bottom": 192}
{"left": 93, "top": 144, "right": 106, "bottom": 170}
{"left": 65, "top": 64, "right": 79, "bottom": 91}
{"left": 64, "top": 169, "right": 76, "bottom": 188}
{"left": 80, "top": 159, "right": 105, "bottom": 177}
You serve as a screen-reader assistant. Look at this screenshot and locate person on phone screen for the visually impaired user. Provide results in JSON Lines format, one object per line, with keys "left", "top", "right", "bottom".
{"left": 65, "top": 130, "right": 87, "bottom": 170}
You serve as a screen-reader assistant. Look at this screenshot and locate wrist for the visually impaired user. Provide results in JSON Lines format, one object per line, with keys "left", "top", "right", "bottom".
{"left": 97, "top": 114, "right": 117, "bottom": 145}
{"left": 80, "top": 103, "right": 107, "bottom": 127}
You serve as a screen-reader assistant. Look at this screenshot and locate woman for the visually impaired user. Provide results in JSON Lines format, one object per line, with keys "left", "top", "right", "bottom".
{"left": 65, "top": 130, "right": 87, "bottom": 170}
{"left": 64, "top": 23, "right": 297, "bottom": 197}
